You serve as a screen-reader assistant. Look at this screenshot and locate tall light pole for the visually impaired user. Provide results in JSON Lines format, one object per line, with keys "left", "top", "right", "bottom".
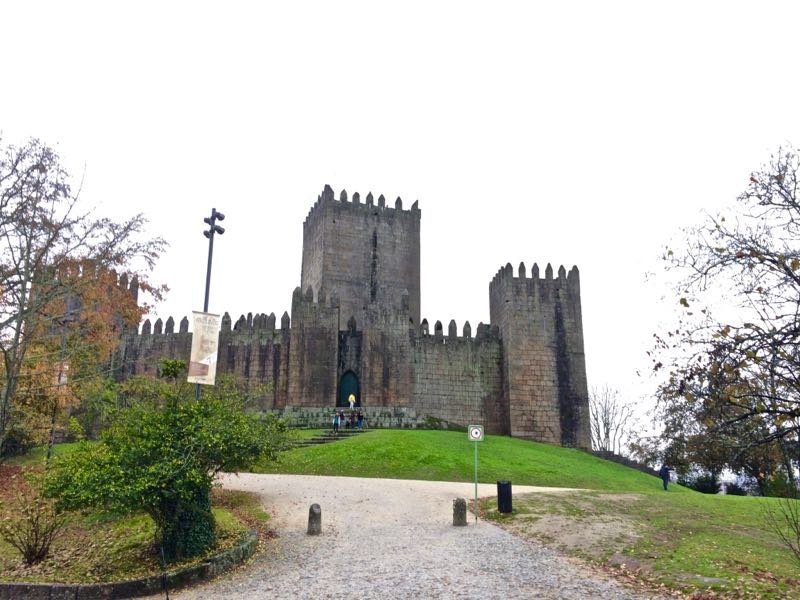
{"left": 197, "top": 208, "right": 225, "bottom": 399}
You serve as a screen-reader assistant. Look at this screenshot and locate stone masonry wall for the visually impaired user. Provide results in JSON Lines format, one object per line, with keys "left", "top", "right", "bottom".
{"left": 116, "top": 310, "right": 292, "bottom": 410}
{"left": 301, "top": 185, "right": 421, "bottom": 326}
{"left": 288, "top": 287, "right": 339, "bottom": 405}
{"left": 358, "top": 304, "right": 414, "bottom": 407}
{"left": 412, "top": 321, "right": 507, "bottom": 434}
{"left": 489, "top": 262, "right": 591, "bottom": 448}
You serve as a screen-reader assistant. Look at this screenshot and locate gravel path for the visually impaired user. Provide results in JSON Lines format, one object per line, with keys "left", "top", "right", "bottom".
{"left": 162, "top": 473, "right": 662, "bottom": 599}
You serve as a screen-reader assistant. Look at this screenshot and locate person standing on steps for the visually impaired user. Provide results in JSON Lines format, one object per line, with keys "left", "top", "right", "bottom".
{"left": 332, "top": 410, "right": 339, "bottom": 434}
{"left": 659, "top": 464, "right": 672, "bottom": 491}
{"left": 348, "top": 393, "right": 356, "bottom": 411}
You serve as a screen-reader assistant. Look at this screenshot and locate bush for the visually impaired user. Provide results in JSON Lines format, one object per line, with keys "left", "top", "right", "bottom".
{"left": 45, "top": 366, "right": 289, "bottom": 562}
{"left": 763, "top": 470, "right": 798, "bottom": 498}
{"left": 685, "top": 474, "right": 720, "bottom": 494}
{"left": 65, "top": 416, "right": 85, "bottom": 442}
{"left": 1, "top": 407, "right": 46, "bottom": 458}
{"left": 0, "top": 476, "right": 66, "bottom": 565}
{"left": 724, "top": 481, "right": 748, "bottom": 496}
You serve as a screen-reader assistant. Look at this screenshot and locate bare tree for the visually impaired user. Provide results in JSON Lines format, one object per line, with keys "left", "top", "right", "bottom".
{"left": 589, "top": 385, "right": 635, "bottom": 455}
{"left": 0, "top": 136, "right": 165, "bottom": 458}
{"left": 763, "top": 493, "right": 800, "bottom": 564}
{"left": 653, "top": 147, "right": 800, "bottom": 486}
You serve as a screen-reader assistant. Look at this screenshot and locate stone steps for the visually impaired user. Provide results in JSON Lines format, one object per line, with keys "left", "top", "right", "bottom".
{"left": 292, "top": 429, "right": 366, "bottom": 448}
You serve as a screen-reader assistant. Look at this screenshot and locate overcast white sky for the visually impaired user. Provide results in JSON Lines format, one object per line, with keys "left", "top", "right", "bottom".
{"left": 3, "top": 1, "right": 800, "bottom": 408}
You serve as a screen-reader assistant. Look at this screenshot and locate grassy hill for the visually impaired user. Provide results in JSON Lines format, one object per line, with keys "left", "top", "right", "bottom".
{"left": 254, "top": 429, "right": 671, "bottom": 493}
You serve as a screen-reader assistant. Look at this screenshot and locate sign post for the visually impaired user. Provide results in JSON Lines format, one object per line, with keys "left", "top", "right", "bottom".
{"left": 468, "top": 425, "right": 484, "bottom": 523}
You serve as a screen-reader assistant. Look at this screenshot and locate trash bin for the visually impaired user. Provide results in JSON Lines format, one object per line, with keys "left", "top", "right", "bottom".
{"left": 497, "top": 480, "right": 512, "bottom": 513}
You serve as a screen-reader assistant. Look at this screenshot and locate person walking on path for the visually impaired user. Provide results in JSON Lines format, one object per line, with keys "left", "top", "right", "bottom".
{"left": 659, "top": 464, "right": 671, "bottom": 491}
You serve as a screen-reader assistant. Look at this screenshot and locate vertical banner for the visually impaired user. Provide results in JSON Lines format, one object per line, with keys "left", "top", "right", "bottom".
{"left": 187, "top": 311, "right": 221, "bottom": 385}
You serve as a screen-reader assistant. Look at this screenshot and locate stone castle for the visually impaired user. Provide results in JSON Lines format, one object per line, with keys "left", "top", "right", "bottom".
{"left": 117, "top": 185, "right": 591, "bottom": 448}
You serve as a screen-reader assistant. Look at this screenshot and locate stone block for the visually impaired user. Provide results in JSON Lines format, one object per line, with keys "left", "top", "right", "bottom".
{"left": 453, "top": 498, "right": 467, "bottom": 526}
{"left": 307, "top": 503, "right": 322, "bottom": 535}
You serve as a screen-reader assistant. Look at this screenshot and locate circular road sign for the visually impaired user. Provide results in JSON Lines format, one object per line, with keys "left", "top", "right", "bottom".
{"left": 468, "top": 425, "right": 484, "bottom": 442}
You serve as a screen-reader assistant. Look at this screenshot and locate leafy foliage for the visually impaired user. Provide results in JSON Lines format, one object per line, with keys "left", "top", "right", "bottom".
{"left": 45, "top": 365, "right": 290, "bottom": 561}
{"left": 680, "top": 473, "right": 719, "bottom": 495}
{"left": 0, "top": 136, "right": 166, "bottom": 459}
{"left": 654, "top": 148, "right": 800, "bottom": 492}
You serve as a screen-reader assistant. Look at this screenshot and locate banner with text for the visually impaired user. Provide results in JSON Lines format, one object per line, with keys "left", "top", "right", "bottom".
{"left": 187, "top": 311, "right": 221, "bottom": 385}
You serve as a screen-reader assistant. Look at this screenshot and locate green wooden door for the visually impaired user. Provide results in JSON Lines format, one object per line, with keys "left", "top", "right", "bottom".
{"left": 338, "top": 371, "right": 360, "bottom": 407}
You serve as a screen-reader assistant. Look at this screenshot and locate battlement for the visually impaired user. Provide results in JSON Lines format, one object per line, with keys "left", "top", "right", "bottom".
{"left": 489, "top": 261, "right": 579, "bottom": 294}
{"left": 134, "top": 309, "right": 290, "bottom": 337}
{"left": 303, "top": 184, "right": 421, "bottom": 227}
{"left": 416, "top": 318, "right": 500, "bottom": 344}
{"left": 41, "top": 261, "right": 140, "bottom": 309}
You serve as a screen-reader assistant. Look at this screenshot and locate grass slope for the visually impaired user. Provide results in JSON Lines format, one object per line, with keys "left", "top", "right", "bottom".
{"left": 254, "top": 429, "right": 670, "bottom": 493}
{"left": 5, "top": 442, "right": 83, "bottom": 467}
{"left": 486, "top": 489, "right": 800, "bottom": 598}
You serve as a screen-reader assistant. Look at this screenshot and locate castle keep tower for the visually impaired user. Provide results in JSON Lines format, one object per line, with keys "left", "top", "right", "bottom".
{"left": 301, "top": 184, "right": 421, "bottom": 325}
{"left": 117, "top": 185, "right": 591, "bottom": 449}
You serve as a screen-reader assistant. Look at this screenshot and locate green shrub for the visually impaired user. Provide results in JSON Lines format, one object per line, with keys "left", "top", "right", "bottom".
{"left": 0, "top": 406, "right": 47, "bottom": 458}
{"left": 724, "top": 481, "right": 748, "bottom": 496}
{"left": 685, "top": 474, "right": 720, "bottom": 494}
{"left": 65, "top": 416, "right": 85, "bottom": 442}
{"left": 763, "top": 470, "right": 798, "bottom": 498}
{"left": 45, "top": 365, "right": 289, "bottom": 562}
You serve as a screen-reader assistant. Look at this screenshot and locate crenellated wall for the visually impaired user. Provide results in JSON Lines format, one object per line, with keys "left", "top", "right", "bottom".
{"left": 288, "top": 287, "right": 339, "bottom": 406}
{"left": 358, "top": 302, "right": 415, "bottom": 408}
{"left": 489, "top": 262, "right": 590, "bottom": 447}
{"left": 116, "top": 309, "right": 292, "bottom": 410}
{"left": 411, "top": 321, "right": 507, "bottom": 434}
{"left": 301, "top": 184, "right": 421, "bottom": 326}
{"left": 113, "top": 185, "right": 591, "bottom": 449}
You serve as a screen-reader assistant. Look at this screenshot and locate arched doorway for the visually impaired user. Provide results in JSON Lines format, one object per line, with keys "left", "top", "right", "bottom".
{"left": 337, "top": 371, "right": 360, "bottom": 407}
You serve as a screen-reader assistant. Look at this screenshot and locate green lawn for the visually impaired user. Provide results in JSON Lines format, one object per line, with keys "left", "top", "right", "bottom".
{"left": 484, "top": 489, "right": 800, "bottom": 598}
{"left": 5, "top": 442, "right": 83, "bottom": 467}
{"left": 254, "top": 429, "right": 672, "bottom": 493}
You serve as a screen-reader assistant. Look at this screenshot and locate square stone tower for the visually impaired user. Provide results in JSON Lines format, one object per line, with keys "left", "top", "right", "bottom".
{"left": 300, "top": 185, "right": 421, "bottom": 326}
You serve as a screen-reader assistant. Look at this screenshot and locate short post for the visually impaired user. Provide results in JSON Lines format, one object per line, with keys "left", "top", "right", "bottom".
{"left": 453, "top": 498, "right": 467, "bottom": 526}
{"left": 307, "top": 503, "right": 322, "bottom": 535}
{"left": 497, "top": 480, "right": 513, "bottom": 513}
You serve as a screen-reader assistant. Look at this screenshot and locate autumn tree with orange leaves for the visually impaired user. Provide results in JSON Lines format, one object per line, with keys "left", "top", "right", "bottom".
{"left": 0, "top": 137, "right": 165, "bottom": 458}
